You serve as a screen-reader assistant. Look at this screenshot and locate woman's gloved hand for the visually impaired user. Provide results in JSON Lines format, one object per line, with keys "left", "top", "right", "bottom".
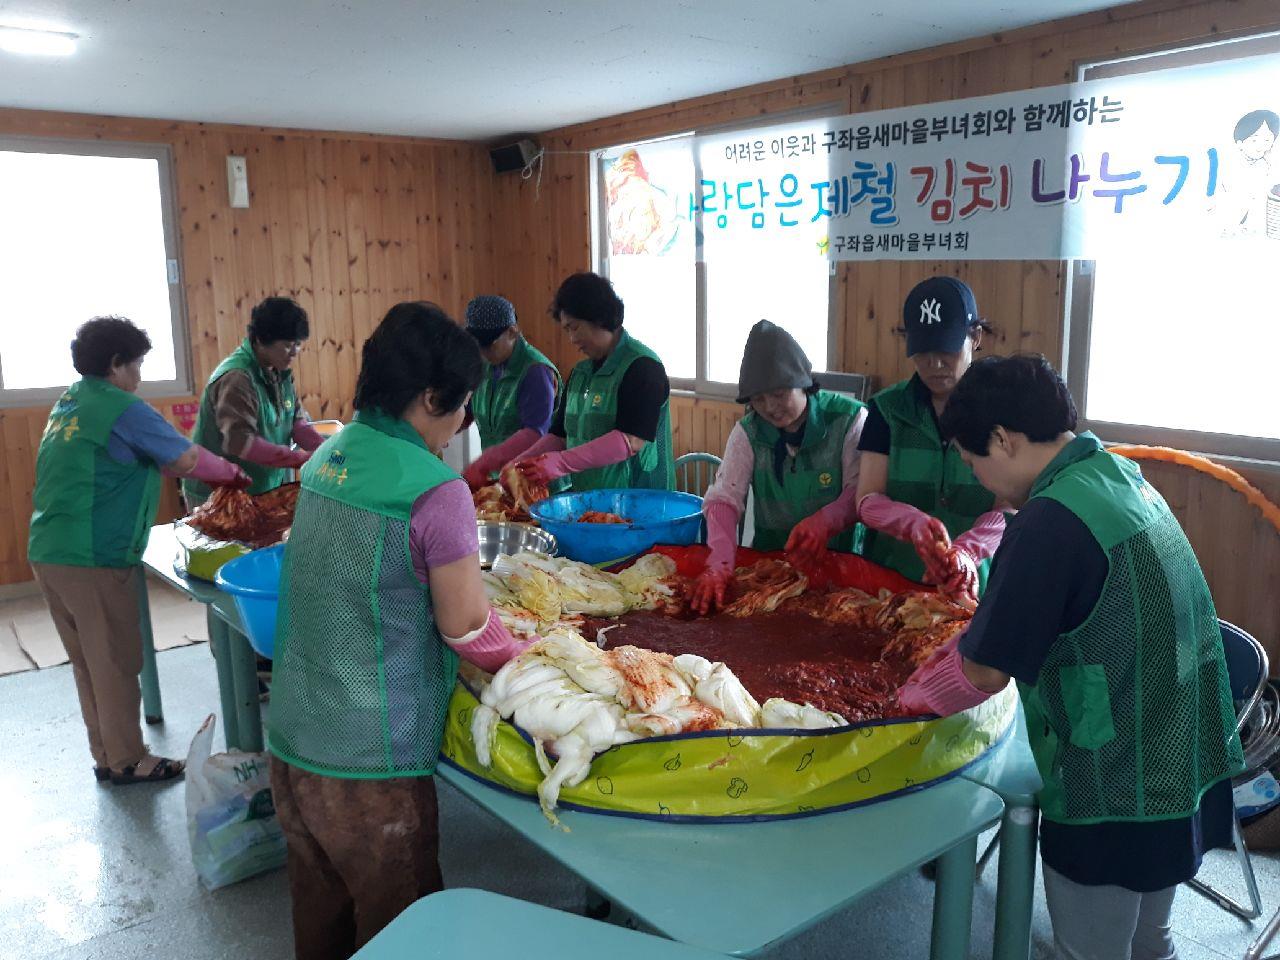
{"left": 690, "top": 500, "right": 740, "bottom": 616}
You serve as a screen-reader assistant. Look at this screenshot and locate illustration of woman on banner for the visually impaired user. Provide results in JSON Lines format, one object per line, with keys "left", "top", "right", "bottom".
{"left": 605, "top": 148, "right": 682, "bottom": 255}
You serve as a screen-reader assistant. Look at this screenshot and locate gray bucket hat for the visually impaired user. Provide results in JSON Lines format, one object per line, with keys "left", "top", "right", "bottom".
{"left": 736, "top": 320, "right": 814, "bottom": 404}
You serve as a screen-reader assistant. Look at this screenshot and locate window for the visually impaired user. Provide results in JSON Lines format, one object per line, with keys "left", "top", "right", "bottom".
{"left": 594, "top": 116, "right": 835, "bottom": 397}
{"left": 1067, "top": 33, "right": 1280, "bottom": 461}
{"left": 0, "top": 138, "right": 187, "bottom": 406}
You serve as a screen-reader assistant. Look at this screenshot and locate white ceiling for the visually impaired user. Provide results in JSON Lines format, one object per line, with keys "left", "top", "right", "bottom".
{"left": 0, "top": 0, "right": 1135, "bottom": 140}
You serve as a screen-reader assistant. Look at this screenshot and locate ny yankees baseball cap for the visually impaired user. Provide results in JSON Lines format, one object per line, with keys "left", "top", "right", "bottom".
{"left": 903, "top": 276, "right": 980, "bottom": 357}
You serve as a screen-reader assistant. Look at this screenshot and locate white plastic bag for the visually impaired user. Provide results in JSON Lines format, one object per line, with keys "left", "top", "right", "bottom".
{"left": 185, "top": 713, "right": 286, "bottom": 890}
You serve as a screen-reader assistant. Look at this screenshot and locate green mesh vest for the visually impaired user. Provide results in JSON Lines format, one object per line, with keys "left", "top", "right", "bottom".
{"left": 28, "top": 378, "right": 163, "bottom": 568}
{"left": 1018, "top": 434, "right": 1243, "bottom": 824}
{"left": 183, "top": 339, "right": 298, "bottom": 506}
{"left": 740, "top": 390, "right": 865, "bottom": 552}
{"left": 268, "top": 409, "right": 461, "bottom": 779}
{"left": 473, "top": 337, "right": 561, "bottom": 450}
{"left": 863, "top": 376, "right": 996, "bottom": 585}
{"left": 562, "top": 330, "right": 674, "bottom": 491}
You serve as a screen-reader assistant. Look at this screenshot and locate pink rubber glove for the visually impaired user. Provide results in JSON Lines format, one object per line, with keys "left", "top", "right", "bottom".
{"left": 953, "top": 510, "right": 1006, "bottom": 562}
{"left": 518, "top": 430, "right": 632, "bottom": 485}
{"left": 291, "top": 419, "right": 325, "bottom": 452}
{"left": 859, "top": 493, "right": 952, "bottom": 583}
{"left": 441, "top": 609, "right": 535, "bottom": 673}
{"left": 244, "top": 435, "right": 311, "bottom": 470}
{"left": 785, "top": 485, "right": 860, "bottom": 560}
{"left": 937, "top": 510, "right": 1005, "bottom": 606}
{"left": 858, "top": 492, "right": 942, "bottom": 544}
{"left": 464, "top": 428, "right": 542, "bottom": 489}
{"left": 939, "top": 550, "right": 980, "bottom": 610}
{"left": 504, "top": 432, "right": 566, "bottom": 472}
{"left": 897, "top": 628, "right": 995, "bottom": 716}
{"left": 691, "top": 500, "right": 740, "bottom": 615}
{"left": 179, "top": 446, "right": 251, "bottom": 488}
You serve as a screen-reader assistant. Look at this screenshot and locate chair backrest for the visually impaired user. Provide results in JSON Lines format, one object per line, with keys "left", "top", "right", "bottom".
{"left": 674, "top": 452, "right": 722, "bottom": 497}
{"left": 1219, "top": 619, "right": 1270, "bottom": 737}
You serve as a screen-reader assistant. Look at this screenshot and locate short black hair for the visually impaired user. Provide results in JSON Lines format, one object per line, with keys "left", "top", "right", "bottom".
{"left": 1235, "top": 109, "right": 1280, "bottom": 142}
{"left": 353, "top": 301, "right": 482, "bottom": 417}
{"left": 248, "top": 297, "right": 310, "bottom": 345}
{"left": 549, "top": 272, "right": 624, "bottom": 331}
{"left": 71, "top": 316, "right": 152, "bottom": 378}
{"left": 940, "top": 354, "right": 1078, "bottom": 456}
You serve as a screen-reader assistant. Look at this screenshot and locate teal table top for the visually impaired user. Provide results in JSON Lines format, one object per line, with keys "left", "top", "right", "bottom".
{"left": 353, "top": 888, "right": 729, "bottom": 959}
{"left": 438, "top": 763, "right": 1003, "bottom": 956}
{"left": 142, "top": 523, "right": 242, "bottom": 627}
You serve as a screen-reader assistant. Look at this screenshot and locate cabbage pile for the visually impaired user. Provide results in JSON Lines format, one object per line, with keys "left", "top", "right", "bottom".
{"left": 482, "top": 551, "right": 678, "bottom": 635}
{"left": 473, "top": 550, "right": 851, "bottom": 826}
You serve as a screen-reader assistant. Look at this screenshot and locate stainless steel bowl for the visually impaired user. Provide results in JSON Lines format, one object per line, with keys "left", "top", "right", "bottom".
{"left": 476, "top": 521, "right": 557, "bottom": 570}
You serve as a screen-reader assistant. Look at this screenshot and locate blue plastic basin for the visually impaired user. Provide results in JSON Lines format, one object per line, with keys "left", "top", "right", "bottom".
{"left": 529, "top": 489, "right": 703, "bottom": 566}
{"left": 214, "top": 544, "right": 284, "bottom": 659}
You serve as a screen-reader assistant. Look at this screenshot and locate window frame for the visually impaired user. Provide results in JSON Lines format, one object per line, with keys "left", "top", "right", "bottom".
{"left": 1064, "top": 31, "right": 1280, "bottom": 462}
{"left": 0, "top": 136, "right": 190, "bottom": 408}
{"left": 592, "top": 106, "right": 842, "bottom": 400}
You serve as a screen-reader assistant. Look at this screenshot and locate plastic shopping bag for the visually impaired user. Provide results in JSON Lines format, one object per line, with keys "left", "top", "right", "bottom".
{"left": 185, "top": 713, "right": 286, "bottom": 890}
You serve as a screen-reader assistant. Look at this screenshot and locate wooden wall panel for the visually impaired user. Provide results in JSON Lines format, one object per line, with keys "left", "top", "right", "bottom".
{"left": 0, "top": 109, "right": 493, "bottom": 584}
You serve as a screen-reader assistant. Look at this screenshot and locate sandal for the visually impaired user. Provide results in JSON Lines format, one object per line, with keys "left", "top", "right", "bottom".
{"left": 109, "top": 756, "right": 185, "bottom": 785}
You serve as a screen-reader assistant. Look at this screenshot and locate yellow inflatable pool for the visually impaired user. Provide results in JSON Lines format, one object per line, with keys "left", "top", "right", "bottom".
{"left": 440, "top": 681, "right": 1018, "bottom": 821}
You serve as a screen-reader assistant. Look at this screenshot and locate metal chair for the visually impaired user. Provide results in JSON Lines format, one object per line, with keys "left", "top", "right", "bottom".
{"left": 674, "top": 453, "right": 723, "bottom": 546}
{"left": 1185, "top": 619, "right": 1270, "bottom": 922}
{"left": 674, "top": 452, "right": 722, "bottom": 496}
{"left": 1247, "top": 908, "right": 1280, "bottom": 960}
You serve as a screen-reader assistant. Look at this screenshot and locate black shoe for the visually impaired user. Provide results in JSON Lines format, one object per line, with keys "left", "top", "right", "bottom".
{"left": 109, "top": 756, "right": 185, "bottom": 785}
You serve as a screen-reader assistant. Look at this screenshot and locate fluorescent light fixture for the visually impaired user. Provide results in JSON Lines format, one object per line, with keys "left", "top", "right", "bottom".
{"left": 0, "top": 25, "right": 78, "bottom": 56}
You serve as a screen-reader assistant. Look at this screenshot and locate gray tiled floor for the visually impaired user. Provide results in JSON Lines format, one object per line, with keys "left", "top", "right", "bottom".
{"left": 0, "top": 642, "right": 1275, "bottom": 959}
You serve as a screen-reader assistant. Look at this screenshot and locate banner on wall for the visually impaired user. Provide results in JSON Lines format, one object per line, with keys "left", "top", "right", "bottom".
{"left": 599, "top": 52, "right": 1280, "bottom": 261}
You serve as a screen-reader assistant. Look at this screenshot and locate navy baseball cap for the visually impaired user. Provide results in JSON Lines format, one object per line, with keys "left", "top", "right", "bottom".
{"left": 465, "top": 295, "right": 517, "bottom": 347}
{"left": 902, "top": 277, "right": 980, "bottom": 357}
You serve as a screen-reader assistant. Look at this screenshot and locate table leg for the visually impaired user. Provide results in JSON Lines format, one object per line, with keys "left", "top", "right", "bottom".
{"left": 208, "top": 608, "right": 241, "bottom": 750}
{"left": 228, "top": 626, "right": 264, "bottom": 753}
{"left": 136, "top": 572, "right": 163, "bottom": 724}
{"left": 992, "top": 806, "right": 1037, "bottom": 960}
{"left": 931, "top": 835, "right": 978, "bottom": 960}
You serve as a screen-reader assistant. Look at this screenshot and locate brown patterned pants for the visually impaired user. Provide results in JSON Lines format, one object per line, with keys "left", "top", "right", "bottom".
{"left": 270, "top": 758, "right": 444, "bottom": 960}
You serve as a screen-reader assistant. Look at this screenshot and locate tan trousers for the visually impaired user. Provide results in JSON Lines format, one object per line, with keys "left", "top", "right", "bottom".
{"left": 271, "top": 758, "right": 444, "bottom": 960}
{"left": 31, "top": 562, "right": 147, "bottom": 772}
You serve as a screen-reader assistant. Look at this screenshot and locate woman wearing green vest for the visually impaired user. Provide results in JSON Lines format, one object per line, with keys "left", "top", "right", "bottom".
{"left": 855, "top": 276, "right": 1005, "bottom": 603}
{"left": 509, "top": 272, "right": 674, "bottom": 493}
{"left": 690, "top": 320, "right": 867, "bottom": 614}
{"left": 29, "top": 317, "right": 249, "bottom": 785}
{"left": 900, "top": 355, "right": 1242, "bottom": 960}
{"left": 182, "top": 297, "right": 325, "bottom": 509}
{"left": 268, "top": 302, "right": 533, "bottom": 959}
{"left": 460, "top": 294, "right": 561, "bottom": 489}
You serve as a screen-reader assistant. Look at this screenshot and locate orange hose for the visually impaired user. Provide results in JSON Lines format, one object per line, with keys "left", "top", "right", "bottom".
{"left": 1108, "top": 444, "right": 1280, "bottom": 537}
